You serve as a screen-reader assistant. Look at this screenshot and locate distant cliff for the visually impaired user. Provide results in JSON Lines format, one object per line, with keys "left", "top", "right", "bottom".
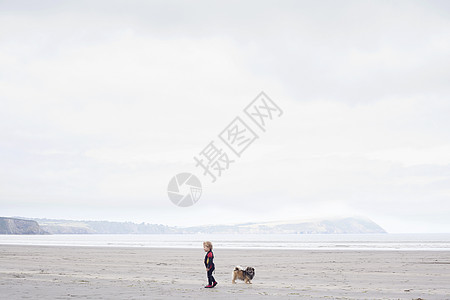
{"left": 0, "top": 217, "right": 48, "bottom": 234}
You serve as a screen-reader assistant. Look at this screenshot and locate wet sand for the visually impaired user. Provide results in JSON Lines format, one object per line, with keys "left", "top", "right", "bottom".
{"left": 0, "top": 245, "right": 449, "bottom": 299}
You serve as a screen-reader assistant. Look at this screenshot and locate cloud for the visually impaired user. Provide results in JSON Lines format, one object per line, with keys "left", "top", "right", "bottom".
{"left": 1, "top": 0, "right": 450, "bottom": 232}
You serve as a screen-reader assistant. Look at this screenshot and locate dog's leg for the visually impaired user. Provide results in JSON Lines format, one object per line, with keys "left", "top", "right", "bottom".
{"left": 232, "top": 272, "right": 236, "bottom": 284}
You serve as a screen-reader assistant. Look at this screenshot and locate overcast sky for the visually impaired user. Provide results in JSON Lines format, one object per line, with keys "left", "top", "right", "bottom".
{"left": 1, "top": 0, "right": 450, "bottom": 233}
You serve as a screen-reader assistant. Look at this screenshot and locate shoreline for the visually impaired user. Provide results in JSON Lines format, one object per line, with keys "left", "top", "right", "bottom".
{"left": 2, "top": 232, "right": 450, "bottom": 252}
{"left": 2, "top": 243, "right": 450, "bottom": 252}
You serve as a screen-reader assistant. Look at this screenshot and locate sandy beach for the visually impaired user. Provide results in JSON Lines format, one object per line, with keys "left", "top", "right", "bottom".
{"left": 0, "top": 245, "right": 449, "bottom": 299}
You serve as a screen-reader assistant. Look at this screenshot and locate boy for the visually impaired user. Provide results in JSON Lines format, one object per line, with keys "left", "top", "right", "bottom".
{"left": 203, "top": 241, "right": 218, "bottom": 288}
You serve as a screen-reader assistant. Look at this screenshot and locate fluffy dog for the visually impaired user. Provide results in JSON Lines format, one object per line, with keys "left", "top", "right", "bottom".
{"left": 232, "top": 266, "right": 255, "bottom": 284}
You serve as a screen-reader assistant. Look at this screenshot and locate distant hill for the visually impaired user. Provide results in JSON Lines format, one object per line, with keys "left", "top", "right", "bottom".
{"left": 0, "top": 217, "right": 48, "bottom": 234}
{"left": 180, "top": 217, "right": 387, "bottom": 234}
{"left": 11, "top": 216, "right": 386, "bottom": 234}
{"left": 28, "top": 218, "right": 174, "bottom": 234}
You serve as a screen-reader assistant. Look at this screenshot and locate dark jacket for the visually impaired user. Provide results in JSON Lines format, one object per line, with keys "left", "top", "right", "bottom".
{"left": 204, "top": 250, "right": 214, "bottom": 270}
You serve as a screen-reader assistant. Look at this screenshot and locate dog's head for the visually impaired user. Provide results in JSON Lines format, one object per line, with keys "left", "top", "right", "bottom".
{"left": 245, "top": 267, "right": 255, "bottom": 279}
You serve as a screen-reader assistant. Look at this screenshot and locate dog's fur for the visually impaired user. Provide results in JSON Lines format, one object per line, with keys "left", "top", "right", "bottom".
{"left": 232, "top": 266, "right": 255, "bottom": 284}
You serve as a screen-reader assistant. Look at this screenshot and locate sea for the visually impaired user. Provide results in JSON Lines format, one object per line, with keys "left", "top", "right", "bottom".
{"left": 1, "top": 233, "right": 450, "bottom": 251}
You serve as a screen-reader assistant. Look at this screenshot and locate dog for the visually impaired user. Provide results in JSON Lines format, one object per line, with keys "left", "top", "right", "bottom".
{"left": 232, "top": 265, "right": 255, "bottom": 284}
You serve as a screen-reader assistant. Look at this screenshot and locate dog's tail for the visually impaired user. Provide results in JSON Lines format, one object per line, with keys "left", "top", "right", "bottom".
{"left": 232, "top": 265, "right": 242, "bottom": 280}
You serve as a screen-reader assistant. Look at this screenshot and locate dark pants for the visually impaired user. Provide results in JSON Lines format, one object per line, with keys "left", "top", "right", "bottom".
{"left": 207, "top": 265, "right": 215, "bottom": 285}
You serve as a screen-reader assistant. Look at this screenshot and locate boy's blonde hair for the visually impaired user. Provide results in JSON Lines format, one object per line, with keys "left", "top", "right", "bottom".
{"left": 203, "top": 241, "right": 213, "bottom": 250}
